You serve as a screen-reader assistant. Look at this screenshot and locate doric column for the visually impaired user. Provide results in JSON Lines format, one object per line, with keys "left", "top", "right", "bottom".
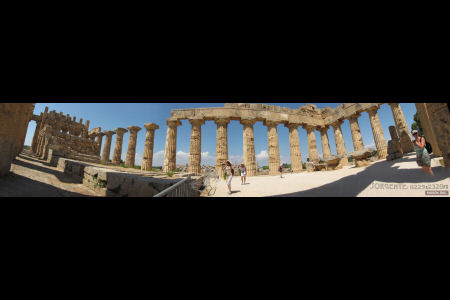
{"left": 303, "top": 125, "right": 319, "bottom": 163}
{"left": 0, "top": 104, "right": 24, "bottom": 176}
{"left": 318, "top": 126, "right": 332, "bottom": 159}
{"left": 240, "top": 118, "right": 257, "bottom": 176}
{"left": 163, "top": 119, "right": 182, "bottom": 172}
{"left": 348, "top": 113, "right": 365, "bottom": 151}
{"left": 415, "top": 103, "right": 442, "bottom": 156}
{"left": 101, "top": 131, "right": 115, "bottom": 164}
{"left": 263, "top": 120, "right": 281, "bottom": 175}
{"left": 426, "top": 103, "right": 450, "bottom": 170}
{"left": 125, "top": 126, "right": 142, "bottom": 168}
{"left": 31, "top": 113, "right": 43, "bottom": 153}
{"left": 285, "top": 123, "right": 303, "bottom": 172}
{"left": 215, "top": 118, "right": 230, "bottom": 176}
{"left": 112, "top": 128, "right": 128, "bottom": 165}
{"left": 188, "top": 119, "right": 205, "bottom": 175}
{"left": 388, "top": 103, "right": 414, "bottom": 153}
{"left": 331, "top": 120, "right": 349, "bottom": 166}
{"left": 141, "top": 123, "right": 159, "bottom": 171}
{"left": 366, "top": 106, "right": 387, "bottom": 159}
{"left": 96, "top": 132, "right": 105, "bottom": 156}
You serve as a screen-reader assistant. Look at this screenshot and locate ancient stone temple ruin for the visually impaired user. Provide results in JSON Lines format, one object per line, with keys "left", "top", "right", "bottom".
{"left": 163, "top": 102, "right": 450, "bottom": 175}
{"left": 1, "top": 102, "right": 449, "bottom": 188}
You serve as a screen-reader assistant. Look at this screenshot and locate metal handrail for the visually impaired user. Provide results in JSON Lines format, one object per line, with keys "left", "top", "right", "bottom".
{"left": 153, "top": 175, "right": 191, "bottom": 197}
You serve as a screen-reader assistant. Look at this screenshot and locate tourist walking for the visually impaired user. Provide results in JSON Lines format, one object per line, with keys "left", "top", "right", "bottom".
{"left": 279, "top": 164, "right": 283, "bottom": 178}
{"left": 412, "top": 130, "right": 434, "bottom": 176}
{"left": 239, "top": 163, "right": 247, "bottom": 185}
{"left": 222, "top": 160, "right": 234, "bottom": 195}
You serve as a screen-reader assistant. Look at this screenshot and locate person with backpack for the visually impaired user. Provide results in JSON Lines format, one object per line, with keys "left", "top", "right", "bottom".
{"left": 222, "top": 160, "right": 234, "bottom": 195}
{"left": 278, "top": 164, "right": 284, "bottom": 178}
{"left": 412, "top": 130, "right": 434, "bottom": 176}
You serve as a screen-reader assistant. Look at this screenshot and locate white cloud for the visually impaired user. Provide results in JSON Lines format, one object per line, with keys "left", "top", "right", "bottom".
{"left": 256, "top": 150, "right": 268, "bottom": 160}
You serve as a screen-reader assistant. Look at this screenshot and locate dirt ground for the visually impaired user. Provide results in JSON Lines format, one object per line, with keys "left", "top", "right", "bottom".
{"left": 209, "top": 153, "right": 450, "bottom": 197}
{"left": 0, "top": 151, "right": 99, "bottom": 197}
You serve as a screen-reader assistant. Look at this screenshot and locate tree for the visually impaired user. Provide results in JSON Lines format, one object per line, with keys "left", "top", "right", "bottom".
{"left": 411, "top": 112, "right": 424, "bottom": 136}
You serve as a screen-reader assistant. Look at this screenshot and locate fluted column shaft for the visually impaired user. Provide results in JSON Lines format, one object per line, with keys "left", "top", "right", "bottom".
{"left": 101, "top": 131, "right": 115, "bottom": 163}
{"left": 389, "top": 103, "right": 414, "bottom": 153}
{"left": 187, "top": 119, "right": 205, "bottom": 175}
{"left": 426, "top": 103, "right": 450, "bottom": 169}
{"left": 349, "top": 114, "right": 365, "bottom": 151}
{"left": 241, "top": 119, "right": 257, "bottom": 176}
{"left": 367, "top": 107, "right": 387, "bottom": 159}
{"left": 141, "top": 123, "right": 159, "bottom": 171}
{"left": 215, "top": 118, "right": 230, "bottom": 176}
{"left": 319, "top": 126, "right": 332, "bottom": 159}
{"left": 415, "top": 103, "right": 442, "bottom": 156}
{"left": 305, "top": 126, "right": 319, "bottom": 163}
{"left": 31, "top": 120, "right": 41, "bottom": 153}
{"left": 264, "top": 121, "right": 281, "bottom": 175}
{"left": 331, "top": 120, "right": 349, "bottom": 166}
{"left": 125, "top": 126, "right": 142, "bottom": 168}
{"left": 163, "top": 120, "right": 181, "bottom": 172}
{"left": 96, "top": 133, "right": 105, "bottom": 156}
{"left": 112, "top": 128, "right": 128, "bottom": 165}
{"left": 286, "top": 123, "right": 303, "bottom": 172}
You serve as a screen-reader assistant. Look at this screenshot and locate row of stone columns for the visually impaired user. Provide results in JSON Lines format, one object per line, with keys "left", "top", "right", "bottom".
{"left": 102, "top": 123, "right": 160, "bottom": 170}
{"left": 162, "top": 103, "right": 413, "bottom": 176}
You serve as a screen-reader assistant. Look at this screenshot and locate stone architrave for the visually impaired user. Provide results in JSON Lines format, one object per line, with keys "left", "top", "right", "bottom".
{"left": 163, "top": 119, "right": 182, "bottom": 172}
{"left": 240, "top": 118, "right": 257, "bottom": 176}
{"left": 415, "top": 103, "right": 442, "bottom": 156}
{"left": 331, "top": 120, "right": 349, "bottom": 166}
{"left": 263, "top": 120, "right": 281, "bottom": 175}
{"left": 366, "top": 106, "right": 387, "bottom": 160}
{"left": 285, "top": 123, "right": 303, "bottom": 173}
{"left": 125, "top": 126, "right": 142, "bottom": 168}
{"left": 188, "top": 119, "right": 205, "bottom": 175}
{"left": 101, "top": 131, "right": 115, "bottom": 163}
{"left": 215, "top": 118, "right": 230, "bottom": 176}
{"left": 141, "top": 123, "right": 159, "bottom": 171}
{"left": 112, "top": 128, "right": 128, "bottom": 165}
{"left": 318, "top": 126, "right": 332, "bottom": 159}
{"left": 303, "top": 125, "right": 319, "bottom": 163}
{"left": 425, "top": 103, "right": 450, "bottom": 169}
{"left": 348, "top": 113, "right": 365, "bottom": 152}
{"left": 388, "top": 103, "right": 414, "bottom": 153}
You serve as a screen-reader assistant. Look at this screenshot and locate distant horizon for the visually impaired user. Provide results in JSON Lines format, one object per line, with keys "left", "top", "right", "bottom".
{"left": 24, "top": 102, "right": 418, "bottom": 167}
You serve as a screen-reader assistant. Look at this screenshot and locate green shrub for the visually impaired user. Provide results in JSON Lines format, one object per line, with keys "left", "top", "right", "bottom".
{"left": 134, "top": 165, "right": 141, "bottom": 170}
{"left": 348, "top": 156, "right": 354, "bottom": 162}
{"left": 167, "top": 171, "right": 174, "bottom": 177}
{"left": 262, "top": 166, "right": 269, "bottom": 170}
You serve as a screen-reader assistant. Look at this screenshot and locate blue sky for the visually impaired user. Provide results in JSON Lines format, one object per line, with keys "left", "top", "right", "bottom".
{"left": 25, "top": 103, "right": 418, "bottom": 167}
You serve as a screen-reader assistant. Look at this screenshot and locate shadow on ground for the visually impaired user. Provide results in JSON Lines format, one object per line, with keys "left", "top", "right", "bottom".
{"left": 0, "top": 172, "right": 89, "bottom": 197}
{"left": 13, "top": 155, "right": 80, "bottom": 184}
{"left": 270, "top": 156, "right": 449, "bottom": 197}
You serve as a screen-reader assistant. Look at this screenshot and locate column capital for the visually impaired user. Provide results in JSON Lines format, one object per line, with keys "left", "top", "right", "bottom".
{"left": 318, "top": 125, "right": 330, "bottom": 133}
{"left": 263, "top": 119, "right": 280, "bottom": 127}
{"left": 302, "top": 124, "right": 316, "bottom": 131}
{"left": 348, "top": 112, "right": 361, "bottom": 120}
{"left": 331, "top": 119, "right": 344, "bottom": 127}
{"left": 240, "top": 118, "right": 257, "bottom": 126}
{"left": 214, "top": 117, "right": 231, "bottom": 125}
{"left": 99, "top": 132, "right": 106, "bottom": 138}
{"left": 127, "top": 126, "right": 142, "bottom": 133}
{"left": 188, "top": 118, "right": 205, "bottom": 126}
{"left": 115, "top": 127, "right": 128, "bottom": 136}
{"left": 104, "top": 130, "right": 116, "bottom": 137}
{"left": 365, "top": 105, "right": 380, "bottom": 115}
{"left": 167, "top": 118, "right": 182, "bottom": 127}
{"left": 284, "top": 122, "right": 302, "bottom": 129}
{"left": 144, "top": 123, "right": 160, "bottom": 131}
